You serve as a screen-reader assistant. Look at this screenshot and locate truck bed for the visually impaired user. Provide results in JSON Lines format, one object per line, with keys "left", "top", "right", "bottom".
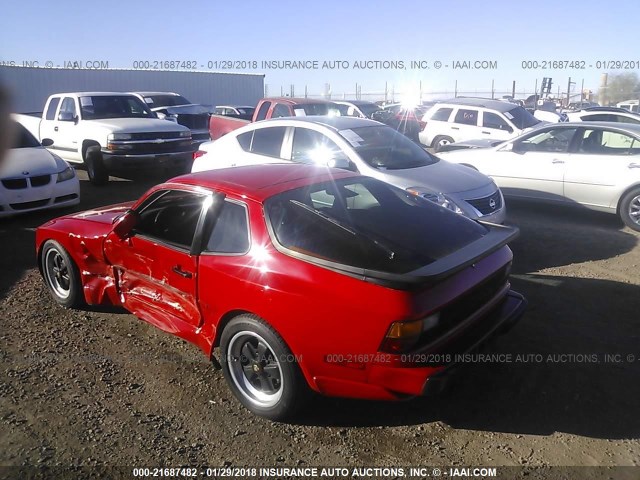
{"left": 209, "top": 114, "right": 251, "bottom": 140}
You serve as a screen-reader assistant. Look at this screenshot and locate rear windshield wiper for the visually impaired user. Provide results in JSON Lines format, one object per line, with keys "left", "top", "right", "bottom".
{"left": 289, "top": 200, "right": 396, "bottom": 260}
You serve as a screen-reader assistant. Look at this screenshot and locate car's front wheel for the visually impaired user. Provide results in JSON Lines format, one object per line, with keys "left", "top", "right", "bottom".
{"left": 620, "top": 187, "right": 640, "bottom": 232}
{"left": 220, "top": 314, "right": 309, "bottom": 421}
{"left": 40, "top": 240, "right": 84, "bottom": 308}
{"left": 85, "top": 146, "right": 109, "bottom": 186}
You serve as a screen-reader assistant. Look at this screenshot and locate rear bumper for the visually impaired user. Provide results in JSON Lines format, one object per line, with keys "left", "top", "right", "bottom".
{"left": 101, "top": 151, "right": 193, "bottom": 171}
{"left": 314, "top": 290, "right": 526, "bottom": 400}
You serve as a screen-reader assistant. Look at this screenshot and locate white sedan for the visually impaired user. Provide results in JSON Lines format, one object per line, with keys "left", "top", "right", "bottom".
{"left": 1, "top": 119, "right": 80, "bottom": 217}
{"left": 192, "top": 116, "right": 507, "bottom": 223}
{"left": 439, "top": 122, "right": 640, "bottom": 231}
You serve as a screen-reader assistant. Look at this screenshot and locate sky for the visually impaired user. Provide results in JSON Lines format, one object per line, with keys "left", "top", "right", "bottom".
{"left": 2, "top": 0, "right": 639, "bottom": 101}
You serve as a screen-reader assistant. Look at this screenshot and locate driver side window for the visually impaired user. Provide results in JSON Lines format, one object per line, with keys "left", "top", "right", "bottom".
{"left": 291, "top": 128, "right": 350, "bottom": 166}
{"left": 518, "top": 128, "right": 577, "bottom": 153}
{"left": 135, "top": 190, "right": 207, "bottom": 249}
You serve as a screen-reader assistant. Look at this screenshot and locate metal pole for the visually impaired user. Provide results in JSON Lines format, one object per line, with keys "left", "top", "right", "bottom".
{"left": 512, "top": 80, "right": 516, "bottom": 99}
{"left": 581, "top": 79, "right": 585, "bottom": 102}
{"left": 491, "top": 79, "right": 495, "bottom": 99}
{"left": 533, "top": 79, "right": 538, "bottom": 111}
{"left": 566, "top": 77, "right": 572, "bottom": 107}
{"left": 454, "top": 80, "right": 458, "bottom": 98}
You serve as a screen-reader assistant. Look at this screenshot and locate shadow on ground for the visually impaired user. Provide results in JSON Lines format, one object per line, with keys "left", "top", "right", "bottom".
{"left": 298, "top": 274, "right": 640, "bottom": 440}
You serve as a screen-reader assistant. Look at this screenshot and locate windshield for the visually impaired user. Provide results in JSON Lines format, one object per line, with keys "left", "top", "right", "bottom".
{"left": 338, "top": 126, "right": 438, "bottom": 169}
{"left": 266, "top": 177, "right": 487, "bottom": 274}
{"left": 12, "top": 121, "right": 41, "bottom": 148}
{"left": 80, "top": 96, "right": 154, "bottom": 120}
{"left": 143, "top": 95, "right": 191, "bottom": 107}
{"left": 505, "top": 106, "right": 540, "bottom": 129}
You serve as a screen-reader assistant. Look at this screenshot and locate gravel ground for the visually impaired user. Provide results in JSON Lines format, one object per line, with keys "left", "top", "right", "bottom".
{"left": 1, "top": 170, "right": 639, "bottom": 473}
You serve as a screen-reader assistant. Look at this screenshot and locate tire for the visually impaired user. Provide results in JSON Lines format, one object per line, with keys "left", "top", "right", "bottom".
{"left": 40, "top": 240, "right": 84, "bottom": 308}
{"left": 433, "top": 135, "right": 455, "bottom": 152}
{"left": 85, "top": 146, "right": 109, "bottom": 186}
{"left": 220, "top": 314, "right": 309, "bottom": 421}
{"left": 619, "top": 187, "right": 640, "bottom": 232}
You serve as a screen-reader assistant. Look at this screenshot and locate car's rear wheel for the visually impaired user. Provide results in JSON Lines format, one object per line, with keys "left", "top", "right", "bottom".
{"left": 220, "top": 314, "right": 308, "bottom": 421}
{"left": 85, "top": 146, "right": 109, "bottom": 186}
{"left": 41, "top": 240, "right": 84, "bottom": 308}
{"left": 620, "top": 187, "right": 640, "bottom": 232}
{"left": 433, "top": 135, "right": 454, "bottom": 152}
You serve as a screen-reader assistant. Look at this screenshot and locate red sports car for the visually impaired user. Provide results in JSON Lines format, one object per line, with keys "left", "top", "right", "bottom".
{"left": 36, "top": 163, "right": 526, "bottom": 420}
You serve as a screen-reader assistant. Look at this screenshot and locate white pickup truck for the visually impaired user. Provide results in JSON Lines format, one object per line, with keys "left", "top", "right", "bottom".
{"left": 15, "top": 92, "right": 194, "bottom": 185}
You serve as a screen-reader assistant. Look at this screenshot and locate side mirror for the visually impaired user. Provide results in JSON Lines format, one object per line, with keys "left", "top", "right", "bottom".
{"left": 41, "top": 138, "right": 54, "bottom": 147}
{"left": 500, "top": 143, "right": 514, "bottom": 152}
{"left": 327, "top": 156, "right": 354, "bottom": 170}
{"left": 112, "top": 210, "right": 139, "bottom": 239}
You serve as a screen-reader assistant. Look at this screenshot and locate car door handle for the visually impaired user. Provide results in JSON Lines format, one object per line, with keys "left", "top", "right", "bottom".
{"left": 54, "top": 126, "right": 59, "bottom": 132}
{"left": 481, "top": 131, "right": 491, "bottom": 134}
{"left": 552, "top": 159, "right": 565, "bottom": 164}
{"left": 172, "top": 266, "right": 193, "bottom": 278}
{"left": 451, "top": 126, "right": 459, "bottom": 130}
{"left": 629, "top": 162, "right": 640, "bottom": 169}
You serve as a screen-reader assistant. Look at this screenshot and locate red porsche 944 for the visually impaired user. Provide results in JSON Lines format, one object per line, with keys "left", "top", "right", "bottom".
{"left": 36, "top": 163, "right": 526, "bottom": 420}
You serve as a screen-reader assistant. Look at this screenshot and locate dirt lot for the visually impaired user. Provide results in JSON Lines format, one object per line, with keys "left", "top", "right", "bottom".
{"left": 1, "top": 170, "right": 639, "bottom": 474}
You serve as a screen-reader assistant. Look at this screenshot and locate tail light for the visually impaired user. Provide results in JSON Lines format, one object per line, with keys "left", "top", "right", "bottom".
{"left": 418, "top": 120, "right": 427, "bottom": 130}
{"left": 193, "top": 150, "right": 206, "bottom": 160}
{"left": 379, "top": 313, "right": 441, "bottom": 354}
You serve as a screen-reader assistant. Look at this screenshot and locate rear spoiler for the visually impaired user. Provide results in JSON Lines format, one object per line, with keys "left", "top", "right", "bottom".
{"left": 276, "top": 222, "right": 519, "bottom": 290}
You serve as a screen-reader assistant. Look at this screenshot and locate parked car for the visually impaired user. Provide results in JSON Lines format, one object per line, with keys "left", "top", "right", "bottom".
{"left": 36, "top": 163, "right": 526, "bottom": 420}
{"left": 333, "top": 100, "right": 383, "bottom": 119}
{"left": 420, "top": 98, "right": 541, "bottom": 151}
{"left": 1, "top": 118, "right": 79, "bottom": 216}
{"left": 565, "top": 108, "right": 640, "bottom": 124}
{"left": 15, "top": 92, "right": 193, "bottom": 185}
{"left": 130, "top": 92, "right": 212, "bottom": 145}
{"left": 213, "top": 105, "right": 256, "bottom": 120}
{"left": 566, "top": 101, "right": 600, "bottom": 111}
{"left": 372, "top": 103, "right": 428, "bottom": 143}
{"left": 616, "top": 100, "right": 639, "bottom": 113}
{"left": 192, "top": 117, "right": 507, "bottom": 223}
{"left": 438, "top": 122, "right": 640, "bottom": 231}
{"left": 209, "top": 97, "right": 340, "bottom": 141}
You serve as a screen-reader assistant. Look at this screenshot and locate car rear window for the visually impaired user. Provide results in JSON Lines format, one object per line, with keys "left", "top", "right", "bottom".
{"left": 265, "top": 177, "right": 487, "bottom": 274}
{"left": 430, "top": 107, "right": 453, "bottom": 121}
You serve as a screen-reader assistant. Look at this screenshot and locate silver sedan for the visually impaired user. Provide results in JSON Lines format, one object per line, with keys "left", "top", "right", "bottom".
{"left": 192, "top": 116, "right": 506, "bottom": 223}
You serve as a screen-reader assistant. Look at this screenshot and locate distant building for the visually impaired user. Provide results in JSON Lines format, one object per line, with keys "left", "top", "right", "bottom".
{"left": 0, "top": 66, "right": 265, "bottom": 112}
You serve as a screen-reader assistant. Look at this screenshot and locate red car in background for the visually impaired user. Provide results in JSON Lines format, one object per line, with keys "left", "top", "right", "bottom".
{"left": 36, "top": 164, "right": 526, "bottom": 420}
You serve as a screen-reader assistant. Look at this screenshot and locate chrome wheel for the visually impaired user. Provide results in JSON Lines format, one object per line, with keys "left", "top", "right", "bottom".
{"left": 628, "top": 194, "right": 640, "bottom": 227}
{"left": 226, "top": 331, "right": 283, "bottom": 408}
{"left": 44, "top": 248, "right": 71, "bottom": 299}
